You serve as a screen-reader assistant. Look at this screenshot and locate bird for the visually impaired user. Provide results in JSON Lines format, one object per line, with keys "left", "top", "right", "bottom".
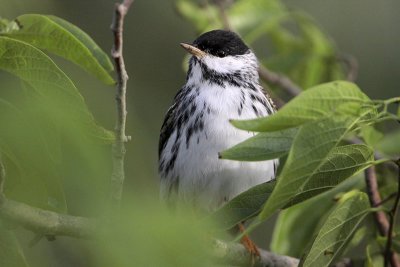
{"left": 158, "top": 29, "right": 278, "bottom": 256}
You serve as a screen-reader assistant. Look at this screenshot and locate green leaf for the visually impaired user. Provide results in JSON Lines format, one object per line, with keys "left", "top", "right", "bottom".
{"left": 300, "top": 191, "right": 371, "bottom": 267}
{"left": 0, "top": 36, "right": 114, "bottom": 143}
{"left": 209, "top": 180, "right": 276, "bottom": 230}
{"left": 212, "top": 142, "right": 373, "bottom": 232}
{"left": 376, "top": 129, "right": 400, "bottom": 156}
{"left": 175, "top": 0, "right": 221, "bottom": 32}
{"left": 271, "top": 175, "right": 364, "bottom": 258}
{"left": 0, "top": 220, "right": 29, "bottom": 267}
{"left": 219, "top": 128, "right": 297, "bottom": 161}
{"left": 4, "top": 14, "right": 114, "bottom": 84}
{"left": 232, "top": 81, "right": 371, "bottom": 132}
{"left": 0, "top": 99, "right": 66, "bottom": 212}
{"left": 360, "top": 125, "right": 384, "bottom": 147}
{"left": 228, "top": 0, "right": 289, "bottom": 39}
{"left": 284, "top": 144, "right": 374, "bottom": 207}
{"left": 254, "top": 115, "right": 370, "bottom": 224}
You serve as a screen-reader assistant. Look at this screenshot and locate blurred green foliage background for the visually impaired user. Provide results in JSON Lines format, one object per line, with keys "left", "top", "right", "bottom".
{"left": 0, "top": 0, "right": 399, "bottom": 266}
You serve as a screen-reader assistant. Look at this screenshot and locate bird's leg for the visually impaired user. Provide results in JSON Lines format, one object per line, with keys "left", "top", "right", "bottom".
{"left": 238, "top": 223, "right": 260, "bottom": 263}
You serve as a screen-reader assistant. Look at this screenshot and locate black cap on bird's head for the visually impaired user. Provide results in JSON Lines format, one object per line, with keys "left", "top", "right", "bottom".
{"left": 180, "top": 30, "right": 249, "bottom": 59}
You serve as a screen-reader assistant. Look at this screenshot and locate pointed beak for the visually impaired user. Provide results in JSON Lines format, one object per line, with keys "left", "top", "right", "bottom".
{"left": 180, "top": 43, "right": 206, "bottom": 59}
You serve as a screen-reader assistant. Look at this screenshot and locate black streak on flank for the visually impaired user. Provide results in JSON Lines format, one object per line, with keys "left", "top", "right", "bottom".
{"left": 186, "top": 126, "right": 193, "bottom": 148}
{"left": 252, "top": 104, "right": 259, "bottom": 116}
{"left": 238, "top": 90, "right": 245, "bottom": 116}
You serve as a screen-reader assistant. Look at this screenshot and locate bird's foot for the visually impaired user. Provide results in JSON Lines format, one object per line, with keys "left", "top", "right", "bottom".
{"left": 238, "top": 223, "right": 260, "bottom": 265}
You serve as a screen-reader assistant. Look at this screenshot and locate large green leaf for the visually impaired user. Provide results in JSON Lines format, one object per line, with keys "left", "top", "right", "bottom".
{"left": 0, "top": 99, "right": 66, "bottom": 212}
{"left": 232, "top": 81, "right": 371, "bottom": 132}
{"left": 0, "top": 36, "right": 114, "bottom": 143}
{"left": 270, "top": 175, "right": 364, "bottom": 257}
{"left": 209, "top": 180, "right": 276, "bottom": 230}
{"left": 300, "top": 191, "right": 371, "bottom": 267}
{"left": 0, "top": 220, "right": 28, "bottom": 267}
{"left": 3, "top": 14, "right": 114, "bottom": 84}
{"left": 284, "top": 144, "right": 374, "bottom": 207}
{"left": 219, "top": 128, "right": 297, "bottom": 161}
{"left": 215, "top": 142, "right": 373, "bottom": 232}
{"left": 254, "top": 115, "right": 369, "bottom": 224}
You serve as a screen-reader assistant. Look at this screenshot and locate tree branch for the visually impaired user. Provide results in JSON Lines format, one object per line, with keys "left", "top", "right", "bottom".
{"left": 213, "top": 239, "right": 299, "bottom": 267}
{"left": 109, "top": 0, "right": 134, "bottom": 209}
{"left": 0, "top": 198, "right": 97, "bottom": 239}
{"left": 258, "top": 65, "right": 302, "bottom": 98}
{"left": 364, "top": 166, "right": 400, "bottom": 267}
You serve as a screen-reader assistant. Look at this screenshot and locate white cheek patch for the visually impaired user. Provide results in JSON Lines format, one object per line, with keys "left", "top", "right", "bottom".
{"left": 202, "top": 53, "right": 257, "bottom": 74}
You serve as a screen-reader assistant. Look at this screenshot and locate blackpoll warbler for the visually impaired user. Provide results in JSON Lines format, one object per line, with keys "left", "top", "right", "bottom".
{"left": 159, "top": 30, "right": 278, "bottom": 256}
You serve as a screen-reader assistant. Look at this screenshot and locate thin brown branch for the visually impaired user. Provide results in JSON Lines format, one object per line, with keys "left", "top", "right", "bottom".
{"left": 385, "top": 159, "right": 400, "bottom": 267}
{"left": 109, "top": 0, "right": 134, "bottom": 209}
{"left": 213, "top": 239, "right": 299, "bottom": 267}
{"left": 374, "top": 192, "right": 398, "bottom": 207}
{"left": 364, "top": 166, "right": 400, "bottom": 267}
{"left": 258, "top": 65, "right": 302, "bottom": 98}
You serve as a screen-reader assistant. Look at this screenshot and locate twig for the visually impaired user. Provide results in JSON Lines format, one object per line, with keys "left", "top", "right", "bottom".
{"left": 258, "top": 65, "right": 302, "bottom": 98}
{"left": 213, "top": 239, "right": 299, "bottom": 267}
{"left": 385, "top": 159, "right": 400, "bottom": 267}
{"left": 374, "top": 192, "right": 398, "bottom": 208}
{"left": 364, "top": 166, "right": 400, "bottom": 267}
{"left": 109, "top": 0, "right": 134, "bottom": 209}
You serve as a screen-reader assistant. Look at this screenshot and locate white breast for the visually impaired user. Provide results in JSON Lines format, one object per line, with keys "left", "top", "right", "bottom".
{"left": 160, "top": 82, "right": 277, "bottom": 212}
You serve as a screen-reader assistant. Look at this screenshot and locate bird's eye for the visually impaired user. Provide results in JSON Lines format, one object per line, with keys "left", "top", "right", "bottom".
{"left": 216, "top": 50, "right": 225, "bottom": 57}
